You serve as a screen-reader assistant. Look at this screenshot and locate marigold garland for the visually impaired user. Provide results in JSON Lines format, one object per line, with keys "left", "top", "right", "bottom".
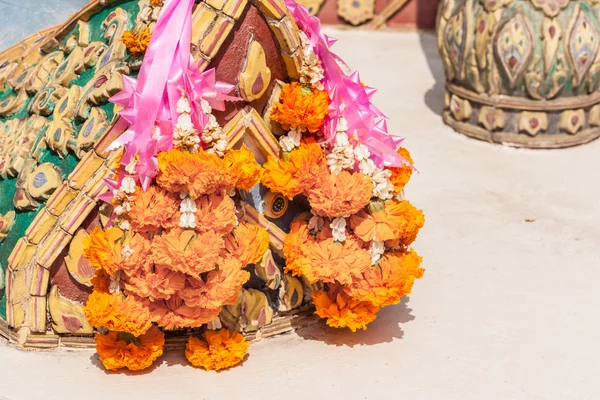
{"left": 270, "top": 82, "right": 329, "bottom": 133}
{"left": 84, "top": 291, "right": 152, "bottom": 337}
{"left": 388, "top": 147, "right": 414, "bottom": 192}
{"left": 81, "top": 5, "right": 427, "bottom": 372}
{"left": 306, "top": 170, "right": 374, "bottom": 218}
{"left": 185, "top": 330, "right": 249, "bottom": 371}
{"left": 95, "top": 326, "right": 164, "bottom": 371}
{"left": 344, "top": 249, "right": 424, "bottom": 307}
{"left": 127, "top": 185, "right": 180, "bottom": 235}
{"left": 223, "top": 145, "right": 262, "bottom": 191}
{"left": 261, "top": 141, "right": 326, "bottom": 200}
{"left": 156, "top": 149, "right": 232, "bottom": 199}
{"left": 313, "top": 289, "right": 379, "bottom": 332}
{"left": 121, "top": 29, "right": 151, "bottom": 57}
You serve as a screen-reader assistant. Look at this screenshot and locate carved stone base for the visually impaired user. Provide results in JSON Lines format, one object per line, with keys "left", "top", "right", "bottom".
{"left": 443, "top": 86, "right": 600, "bottom": 149}
{"left": 437, "top": 0, "right": 600, "bottom": 149}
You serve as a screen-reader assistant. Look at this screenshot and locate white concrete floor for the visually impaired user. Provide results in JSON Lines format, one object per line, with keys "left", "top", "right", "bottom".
{"left": 1, "top": 30, "right": 600, "bottom": 400}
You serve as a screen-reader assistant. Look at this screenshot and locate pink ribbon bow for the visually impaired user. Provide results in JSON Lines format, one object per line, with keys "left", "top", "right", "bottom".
{"left": 284, "top": 0, "right": 409, "bottom": 169}
{"left": 107, "top": 0, "right": 237, "bottom": 191}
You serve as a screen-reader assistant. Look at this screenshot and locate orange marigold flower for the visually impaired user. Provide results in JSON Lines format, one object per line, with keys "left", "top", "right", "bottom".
{"left": 296, "top": 237, "right": 371, "bottom": 285}
{"left": 83, "top": 226, "right": 124, "bottom": 276}
{"left": 194, "top": 192, "right": 237, "bottom": 236}
{"left": 388, "top": 147, "right": 414, "bottom": 192}
{"left": 313, "top": 289, "right": 379, "bottom": 332}
{"left": 95, "top": 326, "right": 164, "bottom": 372}
{"left": 307, "top": 170, "right": 373, "bottom": 218}
{"left": 270, "top": 82, "right": 329, "bottom": 133}
{"left": 223, "top": 145, "right": 261, "bottom": 191}
{"left": 261, "top": 141, "right": 326, "bottom": 199}
{"left": 84, "top": 291, "right": 152, "bottom": 337}
{"left": 282, "top": 218, "right": 311, "bottom": 276}
{"left": 120, "top": 231, "right": 153, "bottom": 278}
{"left": 123, "top": 265, "right": 186, "bottom": 302}
{"left": 121, "top": 29, "right": 151, "bottom": 57}
{"left": 180, "top": 257, "right": 249, "bottom": 309}
{"left": 152, "top": 228, "right": 223, "bottom": 276}
{"left": 344, "top": 249, "right": 424, "bottom": 307}
{"left": 156, "top": 149, "right": 232, "bottom": 199}
{"left": 349, "top": 199, "right": 417, "bottom": 242}
{"left": 223, "top": 223, "right": 270, "bottom": 266}
{"left": 127, "top": 185, "right": 180, "bottom": 235}
{"left": 185, "top": 329, "right": 249, "bottom": 371}
{"left": 389, "top": 200, "right": 425, "bottom": 247}
{"left": 147, "top": 295, "right": 221, "bottom": 330}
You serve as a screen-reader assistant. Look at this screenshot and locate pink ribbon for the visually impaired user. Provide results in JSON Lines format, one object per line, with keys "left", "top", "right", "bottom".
{"left": 108, "top": 0, "right": 237, "bottom": 190}
{"left": 284, "top": 0, "right": 409, "bottom": 168}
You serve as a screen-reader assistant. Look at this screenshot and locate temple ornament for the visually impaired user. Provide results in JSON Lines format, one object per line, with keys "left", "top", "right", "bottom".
{"left": 437, "top": 0, "right": 600, "bottom": 148}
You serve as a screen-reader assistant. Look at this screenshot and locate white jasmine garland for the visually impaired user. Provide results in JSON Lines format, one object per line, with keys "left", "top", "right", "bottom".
{"left": 298, "top": 32, "right": 325, "bottom": 91}
{"left": 370, "top": 241, "right": 385, "bottom": 265}
{"left": 180, "top": 196, "right": 197, "bottom": 213}
{"left": 279, "top": 129, "right": 302, "bottom": 153}
{"left": 120, "top": 176, "right": 136, "bottom": 194}
{"left": 118, "top": 220, "right": 131, "bottom": 231}
{"left": 176, "top": 96, "right": 191, "bottom": 114}
{"left": 354, "top": 144, "right": 370, "bottom": 161}
{"left": 327, "top": 131, "right": 355, "bottom": 174}
{"left": 330, "top": 217, "right": 347, "bottom": 242}
{"left": 179, "top": 212, "right": 196, "bottom": 229}
{"left": 121, "top": 245, "right": 134, "bottom": 262}
{"left": 200, "top": 99, "right": 212, "bottom": 114}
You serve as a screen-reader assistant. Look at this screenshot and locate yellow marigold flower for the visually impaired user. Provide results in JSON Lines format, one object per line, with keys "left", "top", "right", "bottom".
{"left": 307, "top": 170, "right": 373, "bottom": 218}
{"left": 152, "top": 228, "right": 224, "bottom": 276}
{"left": 128, "top": 185, "right": 180, "bottom": 235}
{"left": 282, "top": 218, "right": 311, "bottom": 276}
{"left": 344, "top": 248, "right": 424, "bottom": 307}
{"left": 156, "top": 149, "right": 232, "bottom": 199}
{"left": 84, "top": 291, "right": 152, "bottom": 337}
{"left": 349, "top": 199, "right": 418, "bottom": 243}
{"left": 262, "top": 141, "right": 327, "bottom": 200}
{"left": 270, "top": 82, "right": 329, "bottom": 133}
{"left": 313, "top": 289, "right": 379, "bottom": 332}
{"left": 223, "top": 145, "right": 261, "bottom": 191}
{"left": 95, "top": 326, "right": 164, "bottom": 372}
{"left": 150, "top": 0, "right": 162, "bottom": 5}
{"left": 223, "top": 222, "right": 270, "bottom": 266}
{"left": 388, "top": 147, "right": 414, "bottom": 192}
{"left": 121, "top": 29, "right": 151, "bottom": 57}
{"left": 148, "top": 294, "right": 222, "bottom": 330}
{"left": 193, "top": 192, "right": 237, "bottom": 236}
{"left": 296, "top": 236, "right": 371, "bottom": 285}
{"left": 180, "top": 257, "right": 249, "bottom": 309}
{"left": 185, "top": 329, "right": 249, "bottom": 371}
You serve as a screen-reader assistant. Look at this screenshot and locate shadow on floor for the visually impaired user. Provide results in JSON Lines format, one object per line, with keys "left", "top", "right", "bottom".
{"left": 418, "top": 32, "right": 445, "bottom": 117}
{"left": 292, "top": 297, "right": 415, "bottom": 348}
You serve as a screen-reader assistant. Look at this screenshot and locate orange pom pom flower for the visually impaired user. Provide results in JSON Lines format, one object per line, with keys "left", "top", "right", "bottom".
{"left": 270, "top": 82, "right": 329, "bottom": 133}
{"left": 185, "top": 329, "right": 249, "bottom": 371}
{"left": 95, "top": 326, "right": 164, "bottom": 371}
{"left": 84, "top": 291, "right": 152, "bottom": 337}
{"left": 313, "top": 289, "right": 379, "bottom": 332}
{"left": 306, "top": 170, "right": 373, "bottom": 218}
